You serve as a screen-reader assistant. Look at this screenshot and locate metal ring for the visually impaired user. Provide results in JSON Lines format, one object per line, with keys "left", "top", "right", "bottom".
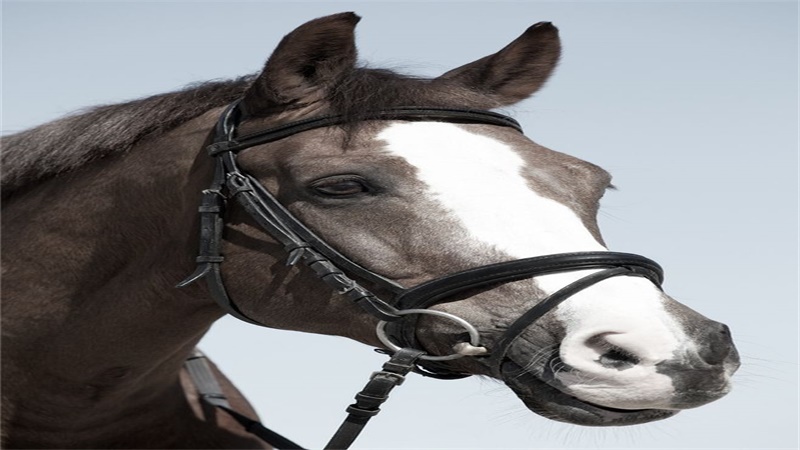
{"left": 375, "top": 309, "right": 483, "bottom": 361}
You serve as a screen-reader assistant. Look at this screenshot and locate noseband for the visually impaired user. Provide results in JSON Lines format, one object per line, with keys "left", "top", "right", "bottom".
{"left": 179, "top": 101, "right": 664, "bottom": 449}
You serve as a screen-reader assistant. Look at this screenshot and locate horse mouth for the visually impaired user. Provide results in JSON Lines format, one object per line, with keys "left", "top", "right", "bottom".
{"left": 500, "top": 361, "right": 678, "bottom": 426}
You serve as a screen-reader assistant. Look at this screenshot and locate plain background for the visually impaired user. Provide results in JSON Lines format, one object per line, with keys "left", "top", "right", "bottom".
{"left": 3, "top": 1, "right": 797, "bottom": 449}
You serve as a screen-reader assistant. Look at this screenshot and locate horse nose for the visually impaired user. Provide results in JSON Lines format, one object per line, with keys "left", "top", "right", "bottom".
{"left": 697, "top": 322, "right": 737, "bottom": 366}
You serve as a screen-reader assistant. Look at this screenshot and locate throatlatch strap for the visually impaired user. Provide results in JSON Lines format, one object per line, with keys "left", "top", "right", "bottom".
{"left": 184, "top": 351, "right": 305, "bottom": 450}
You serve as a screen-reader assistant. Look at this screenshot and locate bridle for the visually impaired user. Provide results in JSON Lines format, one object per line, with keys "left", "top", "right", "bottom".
{"left": 178, "top": 100, "right": 664, "bottom": 449}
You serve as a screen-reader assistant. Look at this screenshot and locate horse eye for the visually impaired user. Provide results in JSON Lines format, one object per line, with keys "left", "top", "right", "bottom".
{"left": 310, "top": 177, "right": 372, "bottom": 197}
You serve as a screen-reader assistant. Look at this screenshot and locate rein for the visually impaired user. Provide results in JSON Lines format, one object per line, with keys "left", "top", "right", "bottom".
{"left": 178, "top": 101, "right": 664, "bottom": 449}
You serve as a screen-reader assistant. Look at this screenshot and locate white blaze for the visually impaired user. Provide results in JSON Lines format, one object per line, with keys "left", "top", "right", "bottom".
{"left": 378, "top": 122, "right": 686, "bottom": 409}
{"left": 377, "top": 122, "right": 606, "bottom": 260}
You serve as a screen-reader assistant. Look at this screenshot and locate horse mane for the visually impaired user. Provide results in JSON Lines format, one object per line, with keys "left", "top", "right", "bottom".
{"left": 1, "top": 68, "right": 495, "bottom": 198}
{"left": 0, "top": 77, "right": 253, "bottom": 198}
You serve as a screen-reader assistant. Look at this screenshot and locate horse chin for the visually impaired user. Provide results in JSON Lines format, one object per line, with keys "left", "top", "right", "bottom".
{"left": 500, "top": 361, "right": 678, "bottom": 426}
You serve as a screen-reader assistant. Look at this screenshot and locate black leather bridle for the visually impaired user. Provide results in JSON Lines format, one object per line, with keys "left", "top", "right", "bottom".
{"left": 179, "top": 100, "right": 664, "bottom": 449}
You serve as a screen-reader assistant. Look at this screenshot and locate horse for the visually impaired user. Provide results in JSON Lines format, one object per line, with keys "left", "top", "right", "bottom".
{"left": 1, "top": 12, "right": 740, "bottom": 449}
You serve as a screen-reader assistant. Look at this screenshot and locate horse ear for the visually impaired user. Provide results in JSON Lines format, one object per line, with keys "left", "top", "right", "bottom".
{"left": 241, "top": 12, "right": 360, "bottom": 116}
{"left": 438, "top": 22, "right": 561, "bottom": 106}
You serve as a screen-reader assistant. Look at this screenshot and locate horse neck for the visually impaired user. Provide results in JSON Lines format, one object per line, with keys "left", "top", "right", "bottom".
{"left": 1, "top": 109, "right": 224, "bottom": 438}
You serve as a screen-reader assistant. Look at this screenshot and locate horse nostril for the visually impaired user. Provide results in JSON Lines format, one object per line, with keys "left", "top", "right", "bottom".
{"left": 699, "top": 322, "right": 734, "bottom": 365}
{"left": 585, "top": 334, "right": 641, "bottom": 370}
{"left": 598, "top": 347, "right": 640, "bottom": 370}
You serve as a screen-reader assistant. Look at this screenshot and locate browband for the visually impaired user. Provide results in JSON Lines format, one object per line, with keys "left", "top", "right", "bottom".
{"left": 207, "top": 106, "right": 523, "bottom": 156}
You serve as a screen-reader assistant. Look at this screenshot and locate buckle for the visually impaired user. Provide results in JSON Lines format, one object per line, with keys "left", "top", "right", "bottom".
{"left": 369, "top": 370, "right": 406, "bottom": 385}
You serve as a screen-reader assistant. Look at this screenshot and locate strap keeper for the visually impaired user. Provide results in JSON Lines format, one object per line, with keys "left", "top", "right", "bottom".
{"left": 354, "top": 392, "right": 388, "bottom": 404}
{"left": 345, "top": 404, "right": 380, "bottom": 418}
{"left": 200, "top": 393, "right": 228, "bottom": 401}
{"left": 207, "top": 141, "right": 238, "bottom": 155}
{"left": 352, "top": 295, "right": 401, "bottom": 322}
{"left": 196, "top": 256, "right": 225, "bottom": 263}
{"left": 382, "top": 361, "right": 415, "bottom": 374}
{"left": 284, "top": 243, "right": 312, "bottom": 266}
{"left": 322, "top": 273, "right": 357, "bottom": 294}
{"left": 198, "top": 205, "right": 222, "bottom": 213}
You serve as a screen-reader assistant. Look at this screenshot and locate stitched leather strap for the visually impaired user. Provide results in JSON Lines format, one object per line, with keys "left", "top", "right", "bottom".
{"left": 208, "top": 107, "right": 522, "bottom": 155}
{"left": 396, "top": 252, "right": 663, "bottom": 310}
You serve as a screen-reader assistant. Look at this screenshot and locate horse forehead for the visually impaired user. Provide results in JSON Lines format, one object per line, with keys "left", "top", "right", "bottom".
{"left": 374, "top": 121, "right": 532, "bottom": 164}
{"left": 374, "top": 121, "right": 608, "bottom": 180}
{"left": 372, "top": 121, "right": 610, "bottom": 214}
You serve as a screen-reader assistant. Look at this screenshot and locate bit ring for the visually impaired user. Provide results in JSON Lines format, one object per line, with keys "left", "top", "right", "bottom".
{"left": 375, "top": 309, "right": 485, "bottom": 361}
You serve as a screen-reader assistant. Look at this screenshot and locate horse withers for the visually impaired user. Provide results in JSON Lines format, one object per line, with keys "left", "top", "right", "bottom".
{"left": 1, "top": 12, "right": 739, "bottom": 449}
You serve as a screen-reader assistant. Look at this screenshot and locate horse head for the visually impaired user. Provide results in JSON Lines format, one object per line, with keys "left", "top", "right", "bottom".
{"left": 189, "top": 12, "right": 739, "bottom": 427}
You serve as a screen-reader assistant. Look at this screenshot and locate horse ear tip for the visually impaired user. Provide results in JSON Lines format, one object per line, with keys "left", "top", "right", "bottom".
{"left": 334, "top": 11, "right": 362, "bottom": 25}
{"left": 303, "top": 12, "right": 361, "bottom": 30}
{"left": 527, "top": 21, "right": 559, "bottom": 35}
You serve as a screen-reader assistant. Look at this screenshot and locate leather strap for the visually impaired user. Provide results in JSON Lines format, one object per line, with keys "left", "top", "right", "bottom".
{"left": 185, "top": 348, "right": 423, "bottom": 450}
{"left": 396, "top": 252, "right": 663, "bottom": 310}
{"left": 185, "top": 351, "right": 305, "bottom": 449}
{"left": 207, "top": 107, "right": 522, "bottom": 155}
{"left": 176, "top": 157, "right": 264, "bottom": 326}
{"left": 485, "top": 267, "right": 640, "bottom": 374}
{"left": 324, "top": 348, "right": 424, "bottom": 450}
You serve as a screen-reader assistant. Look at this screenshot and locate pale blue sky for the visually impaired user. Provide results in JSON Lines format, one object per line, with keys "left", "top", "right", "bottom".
{"left": 3, "top": 1, "right": 798, "bottom": 449}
